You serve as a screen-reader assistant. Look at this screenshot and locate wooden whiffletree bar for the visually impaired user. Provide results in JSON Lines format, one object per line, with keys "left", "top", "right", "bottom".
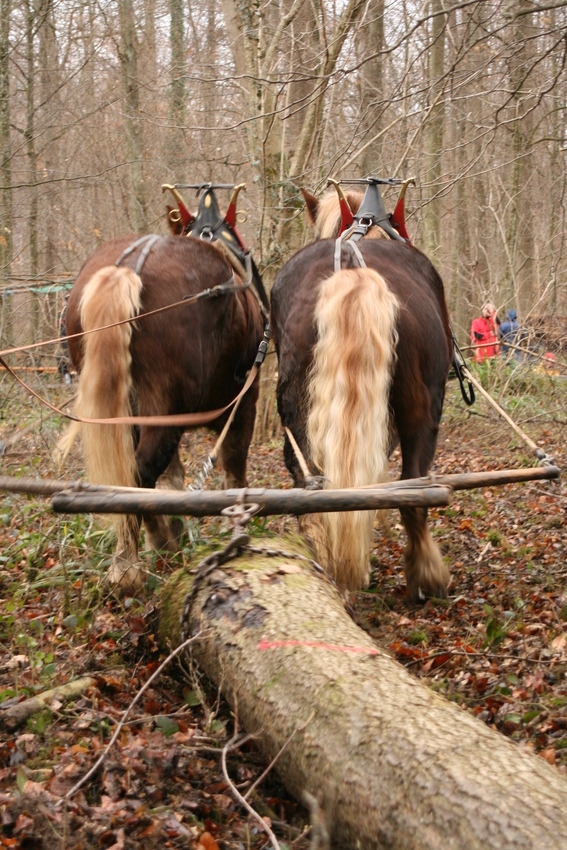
{"left": 0, "top": 464, "right": 559, "bottom": 516}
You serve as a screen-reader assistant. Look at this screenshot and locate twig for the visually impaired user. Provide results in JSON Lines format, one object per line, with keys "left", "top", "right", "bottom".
{"left": 59, "top": 632, "right": 201, "bottom": 803}
{"left": 405, "top": 649, "right": 562, "bottom": 668}
{"left": 302, "top": 791, "right": 330, "bottom": 850}
{"left": 221, "top": 731, "right": 281, "bottom": 850}
{"left": 0, "top": 677, "right": 96, "bottom": 732}
{"left": 476, "top": 541, "right": 492, "bottom": 563}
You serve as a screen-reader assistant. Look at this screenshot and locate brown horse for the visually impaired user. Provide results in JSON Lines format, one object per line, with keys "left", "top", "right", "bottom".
{"left": 60, "top": 233, "right": 267, "bottom": 591}
{"left": 270, "top": 188, "right": 452, "bottom": 602}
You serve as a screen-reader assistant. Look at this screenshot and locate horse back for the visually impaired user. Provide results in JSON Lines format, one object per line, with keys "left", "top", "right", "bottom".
{"left": 67, "top": 235, "right": 264, "bottom": 416}
{"left": 271, "top": 238, "right": 452, "bottom": 431}
{"left": 271, "top": 238, "right": 451, "bottom": 365}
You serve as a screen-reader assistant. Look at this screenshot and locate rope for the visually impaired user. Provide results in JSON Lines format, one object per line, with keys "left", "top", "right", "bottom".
{"left": 0, "top": 274, "right": 242, "bottom": 360}
{"left": 283, "top": 426, "right": 325, "bottom": 490}
{"left": 461, "top": 365, "right": 556, "bottom": 467}
{"left": 0, "top": 354, "right": 260, "bottom": 428}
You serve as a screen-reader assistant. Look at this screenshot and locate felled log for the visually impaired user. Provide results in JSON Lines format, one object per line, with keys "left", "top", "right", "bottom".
{"left": 159, "top": 536, "right": 567, "bottom": 850}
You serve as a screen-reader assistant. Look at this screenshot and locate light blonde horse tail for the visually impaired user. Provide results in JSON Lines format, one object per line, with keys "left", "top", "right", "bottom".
{"left": 59, "top": 267, "right": 143, "bottom": 548}
{"left": 307, "top": 267, "right": 399, "bottom": 589}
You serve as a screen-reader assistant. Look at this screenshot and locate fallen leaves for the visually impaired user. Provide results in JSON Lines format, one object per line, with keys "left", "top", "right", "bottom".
{"left": 358, "top": 409, "right": 567, "bottom": 773}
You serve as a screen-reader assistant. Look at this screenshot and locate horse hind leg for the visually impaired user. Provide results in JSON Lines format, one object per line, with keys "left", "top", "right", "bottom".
{"left": 144, "top": 449, "right": 185, "bottom": 550}
{"left": 399, "top": 428, "right": 449, "bottom": 603}
{"left": 135, "top": 427, "right": 185, "bottom": 553}
{"left": 400, "top": 505, "right": 449, "bottom": 603}
{"left": 106, "top": 514, "right": 145, "bottom": 591}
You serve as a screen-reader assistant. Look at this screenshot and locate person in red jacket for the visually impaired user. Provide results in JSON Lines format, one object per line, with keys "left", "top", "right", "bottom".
{"left": 470, "top": 302, "right": 500, "bottom": 363}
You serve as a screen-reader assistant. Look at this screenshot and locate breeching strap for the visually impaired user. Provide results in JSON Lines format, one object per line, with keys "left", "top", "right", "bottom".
{"left": 334, "top": 234, "right": 366, "bottom": 273}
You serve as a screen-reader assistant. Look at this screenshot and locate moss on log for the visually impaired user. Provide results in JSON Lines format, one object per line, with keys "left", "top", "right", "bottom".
{"left": 158, "top": 535, "right": 567, "bottom": 850}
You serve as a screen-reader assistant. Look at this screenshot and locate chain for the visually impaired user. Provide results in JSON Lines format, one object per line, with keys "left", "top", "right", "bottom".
{"left": 189, "top": 455, "right": 215, "bottom": 492}
{"left": 179, "top": 493, "right": 336, "bottom": 647}
{"left": 180, "top": 493, "right": 260, "bottom": 643}
{"left": 244, "top": 544, "right": 328, "bottom": 578}
{"left": 180, "top": 532, "right": 250, "bottom": 643}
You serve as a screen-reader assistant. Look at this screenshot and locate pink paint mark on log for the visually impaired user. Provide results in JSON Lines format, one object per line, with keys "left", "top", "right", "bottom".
{"left": 257, "top": 638, "right": 378, "bottom": 655}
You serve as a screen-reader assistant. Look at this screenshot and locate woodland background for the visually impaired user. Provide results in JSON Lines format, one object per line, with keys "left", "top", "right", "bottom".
{"left": 1, "top": 0, "right": 567, "bottom": 347}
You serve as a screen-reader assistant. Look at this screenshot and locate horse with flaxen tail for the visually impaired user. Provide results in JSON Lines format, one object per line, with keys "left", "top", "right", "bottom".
{"left": 270, "top": 188, "right": 452, "bottom": 602}
{"left": 60, "top": 231, "right": 268, "bottom": 592}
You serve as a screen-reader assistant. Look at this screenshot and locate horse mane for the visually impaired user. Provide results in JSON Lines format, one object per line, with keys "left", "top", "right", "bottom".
{"left": 315, "top": 190, "right": 390, "bottom": 241}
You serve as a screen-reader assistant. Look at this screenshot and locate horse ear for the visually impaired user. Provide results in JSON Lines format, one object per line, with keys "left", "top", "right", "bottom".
{"left": 166, "top": 205, "right": 184, "bottom": 236}
{"left": 301, "top": 189, "right": 319, "bottom": 224}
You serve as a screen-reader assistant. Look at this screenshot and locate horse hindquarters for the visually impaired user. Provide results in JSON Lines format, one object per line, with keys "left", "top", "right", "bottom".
{"left": 307, "top": 268, "right": 399, "bottom": 590}
{"left": 60, "top": 266, "right": 143, "bottom": 589}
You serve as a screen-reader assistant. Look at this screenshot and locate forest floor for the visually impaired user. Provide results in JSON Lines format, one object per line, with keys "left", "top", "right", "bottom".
{"left": 0, "top": 358, "right": 565, "bottom": 849}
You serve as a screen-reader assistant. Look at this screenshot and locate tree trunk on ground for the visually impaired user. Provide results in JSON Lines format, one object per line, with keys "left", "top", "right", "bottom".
{"left": 158, "top": 535, "right": 567, "bottom": 850}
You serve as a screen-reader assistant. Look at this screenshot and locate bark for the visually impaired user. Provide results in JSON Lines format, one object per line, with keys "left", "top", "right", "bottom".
{"left": 168, "top": 0, "right": 185, "bottom": 180}
{"left": 52, "top": 483, "right": 453, "bottom": 516}
{"left": 423, "top": 0, "right": 446, "bottom": 262}
{"left": 24, "top": 0, "right": 38, "bottom": 277}
{"left": 507, "top": 0, "right": 536, "bottom": 313}
{"left": 117, "top": 0, "right": 147, "bottom": 231}
{"left": 201, "top": 0, "right": 216, "bottom": 170}
{"left": 37, "top": 0, "right": 60, "bottom": 276}
{"left": 358, "top": 0, "right": 385, "bottom": 177}
{"left": 287, "top": 0, "right": 367, "bottom": 183}
{"left": 0, "top": 0, "right": 12, "bottom": 279}
{"left": 0, "top": 677, "right": 96, "bottom": 732}
{"left": 158, "top": 537, "right": 567, "bottom": 850}
{"left": 0, "top": 464, "right": 558, "bottom": 499}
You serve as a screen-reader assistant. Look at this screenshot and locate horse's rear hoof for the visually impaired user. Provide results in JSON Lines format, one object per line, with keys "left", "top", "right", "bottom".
{"left": 404, "top": 536, "right": 449, "bottom": 604}
{"left": 407, "top": 583, "right": 448, "bottom": 605}
{"left": 106, "top": 560, "right": 145, "bottom": 595}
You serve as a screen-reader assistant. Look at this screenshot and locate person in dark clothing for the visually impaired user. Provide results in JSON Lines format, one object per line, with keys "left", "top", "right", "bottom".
{"left": 499, "top": 309, "right": 522, "bottom": 357}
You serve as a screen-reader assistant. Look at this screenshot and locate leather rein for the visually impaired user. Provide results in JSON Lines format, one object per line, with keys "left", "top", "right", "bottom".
{"left": 1, "top": 235, "right": 270, "bottom": 428}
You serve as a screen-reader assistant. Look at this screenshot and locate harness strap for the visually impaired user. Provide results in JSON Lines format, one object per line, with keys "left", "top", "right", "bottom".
{"left": 135, "top": 235, "right": 161, "bottom": 274}
{"left": 348, "top": 240, "right": 366, "bottom": 269}
{"left": 334, "top": 237, "right": 367, "bottom": 273}
{"left": 114, "top": 234, "right": 160, "bottom": 270}
{"left": 451, "top": 329, "right": 475, "bottom": 406}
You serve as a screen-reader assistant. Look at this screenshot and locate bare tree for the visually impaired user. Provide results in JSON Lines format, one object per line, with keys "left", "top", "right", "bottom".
{"left": 0, "top": 0, "right": 12, "bottom": 278}
{"left": 117, "top": 0, "right": 148, "bottom": 231}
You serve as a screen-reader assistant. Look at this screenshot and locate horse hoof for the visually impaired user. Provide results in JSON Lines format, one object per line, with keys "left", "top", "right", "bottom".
{"left": 406, "top": 573, "right": 449, "bottom": 604}
{"left": 106, "top": 561, "right": 145, "bottom": 595}
{"left": 169, "top": 517, "right": 185, "bottom": 545}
